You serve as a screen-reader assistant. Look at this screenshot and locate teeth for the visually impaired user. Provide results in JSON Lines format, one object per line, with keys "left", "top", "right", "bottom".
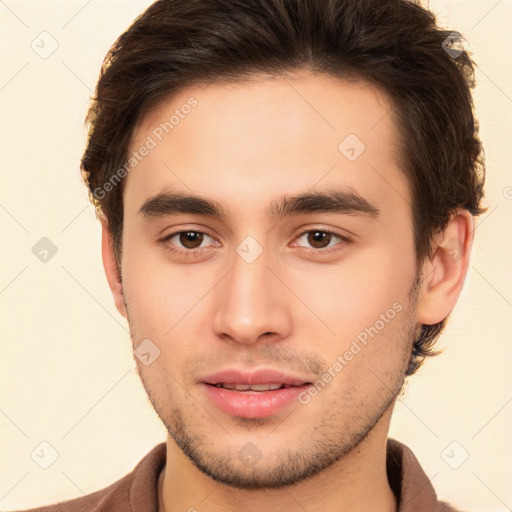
{"left": 214, "top": 383, "right": 284, "bottom": 391}
{"left": 250, "top": 383, "right": 282, "bottom": 391}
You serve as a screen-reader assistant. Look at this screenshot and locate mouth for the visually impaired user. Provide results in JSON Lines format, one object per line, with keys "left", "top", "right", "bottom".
{"left": 199, "top": 369, "right": 314, "bottom": 418}
{"left": 208, "top": 382, "right": 308, "bottom": 391}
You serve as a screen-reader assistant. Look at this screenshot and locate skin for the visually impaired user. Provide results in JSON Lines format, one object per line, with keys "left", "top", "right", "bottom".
{"left": 101, "top": 70, "right": 473, "bottom": 512}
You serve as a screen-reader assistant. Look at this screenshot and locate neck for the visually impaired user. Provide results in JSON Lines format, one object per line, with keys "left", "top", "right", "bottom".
{"left": 160, "top": 414, "right": 397, "bottom": 512}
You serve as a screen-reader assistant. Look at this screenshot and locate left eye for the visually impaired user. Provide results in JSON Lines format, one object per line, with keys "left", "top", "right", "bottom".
{"left": 294, "top": 230, "right": 347, "bottom": 250}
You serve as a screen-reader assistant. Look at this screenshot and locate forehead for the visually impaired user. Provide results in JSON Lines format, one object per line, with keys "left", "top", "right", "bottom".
{"left": 125, "top": 71, "right": 409, "bottom": 221}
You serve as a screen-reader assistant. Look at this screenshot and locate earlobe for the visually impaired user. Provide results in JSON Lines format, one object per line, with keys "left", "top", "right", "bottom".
{"left": 101, "top": 218, "right": 127, "bottom": 318}
{"left": 416, "top": 209, "right": 474, "bottom": 326}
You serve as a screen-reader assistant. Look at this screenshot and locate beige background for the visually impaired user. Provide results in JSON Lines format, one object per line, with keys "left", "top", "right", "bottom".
{"left": 0, "top": 0, "right": 511, "bottom": 510}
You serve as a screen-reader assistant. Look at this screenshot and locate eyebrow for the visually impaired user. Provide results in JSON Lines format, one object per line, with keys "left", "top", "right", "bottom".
{"left": 139, "top": 189, "right": 380, "bottom": 220}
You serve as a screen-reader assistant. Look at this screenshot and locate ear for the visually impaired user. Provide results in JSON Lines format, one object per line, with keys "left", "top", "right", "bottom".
{"left": 416, "top": 209, "right": 474, "bottom": 325}
{"left": 101, "top": 218, "right": 127, "bottom": 318}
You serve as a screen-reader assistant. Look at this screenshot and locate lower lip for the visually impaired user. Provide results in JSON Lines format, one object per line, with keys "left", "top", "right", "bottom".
{"left": 201, "top": 383, "right": 311, "bottom": 418}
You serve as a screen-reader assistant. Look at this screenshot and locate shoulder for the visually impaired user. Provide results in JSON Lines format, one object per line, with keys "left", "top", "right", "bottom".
{"left": 438, "top": 502, "right": 470, "bottom": 512}
{"left": 386, "top": 438, "right": 470, "bottom": 512}
{"left": 13, "top": 443, "right": 166, "bottom": 512}
{"left": 16, "top": 472, "right": 133, "bottom": 512}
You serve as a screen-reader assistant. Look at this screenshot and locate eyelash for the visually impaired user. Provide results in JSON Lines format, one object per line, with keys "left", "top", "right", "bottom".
{"left": 160, "top": 228, "right": 351, "bottom": 258}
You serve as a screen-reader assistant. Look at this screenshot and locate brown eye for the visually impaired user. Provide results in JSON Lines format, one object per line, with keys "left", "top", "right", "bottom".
{"left": 178, "top": 231, "right": 204, "bottom": 249}
{"left": 161, "top": 229, "right": 218, "bottom": 257}
{"left": 294, "top": 229, "right": 349, "bottom": 252}
{"left": 307, "top": 231, "right": 332, "bottom": 249}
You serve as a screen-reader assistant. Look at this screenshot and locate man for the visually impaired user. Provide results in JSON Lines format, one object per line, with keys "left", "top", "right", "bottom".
{"left": 21, "top": 0, "right": 486, "bottom": 510}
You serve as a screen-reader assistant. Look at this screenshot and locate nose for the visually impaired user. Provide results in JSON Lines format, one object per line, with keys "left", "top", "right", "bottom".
{"left": 212, "top": 247, "right": 293, "bottom": 345}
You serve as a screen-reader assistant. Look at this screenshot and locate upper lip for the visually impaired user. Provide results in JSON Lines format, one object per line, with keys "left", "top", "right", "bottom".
{"left": 200, "top": 368, "right": 312, "bottom": 386}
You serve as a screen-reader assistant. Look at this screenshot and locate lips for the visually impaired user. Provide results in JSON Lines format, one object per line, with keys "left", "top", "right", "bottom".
{"left": 212, "top": 383, "right": 290, "bottom": 391}
{"left": 199, "top": 368, "right": 313, "bottom": 418}
{"left": 201, "top": 368, "right": 311, "bottom": 388}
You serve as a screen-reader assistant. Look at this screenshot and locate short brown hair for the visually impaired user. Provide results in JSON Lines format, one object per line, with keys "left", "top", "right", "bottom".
{"left": 81, "top": 0, "right": 486, "bottom": 375}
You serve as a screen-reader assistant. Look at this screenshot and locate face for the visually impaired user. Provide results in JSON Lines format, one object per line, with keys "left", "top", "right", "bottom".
{"left": 118, "top": 71, "right": 420, "bottom": 488}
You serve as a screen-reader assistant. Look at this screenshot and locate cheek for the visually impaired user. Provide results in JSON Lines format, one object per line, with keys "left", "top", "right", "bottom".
{"left": 121, "top": 230, "right": 206, "bottom": 332}
{"left": 285, "top": 245, "right": 416, "bottom": 344}
{"left": 326, "top": 301, "right": 414, "bottom": 400}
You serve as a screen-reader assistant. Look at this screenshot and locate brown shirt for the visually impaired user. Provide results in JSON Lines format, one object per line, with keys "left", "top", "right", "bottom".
{"left": 18, "top": 439, "right": 463, "bottom": 512}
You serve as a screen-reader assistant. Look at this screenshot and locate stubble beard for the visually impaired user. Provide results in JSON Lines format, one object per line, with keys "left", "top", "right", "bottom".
{"left": 126, "top": 276, "right": 420, "bottom": 489}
